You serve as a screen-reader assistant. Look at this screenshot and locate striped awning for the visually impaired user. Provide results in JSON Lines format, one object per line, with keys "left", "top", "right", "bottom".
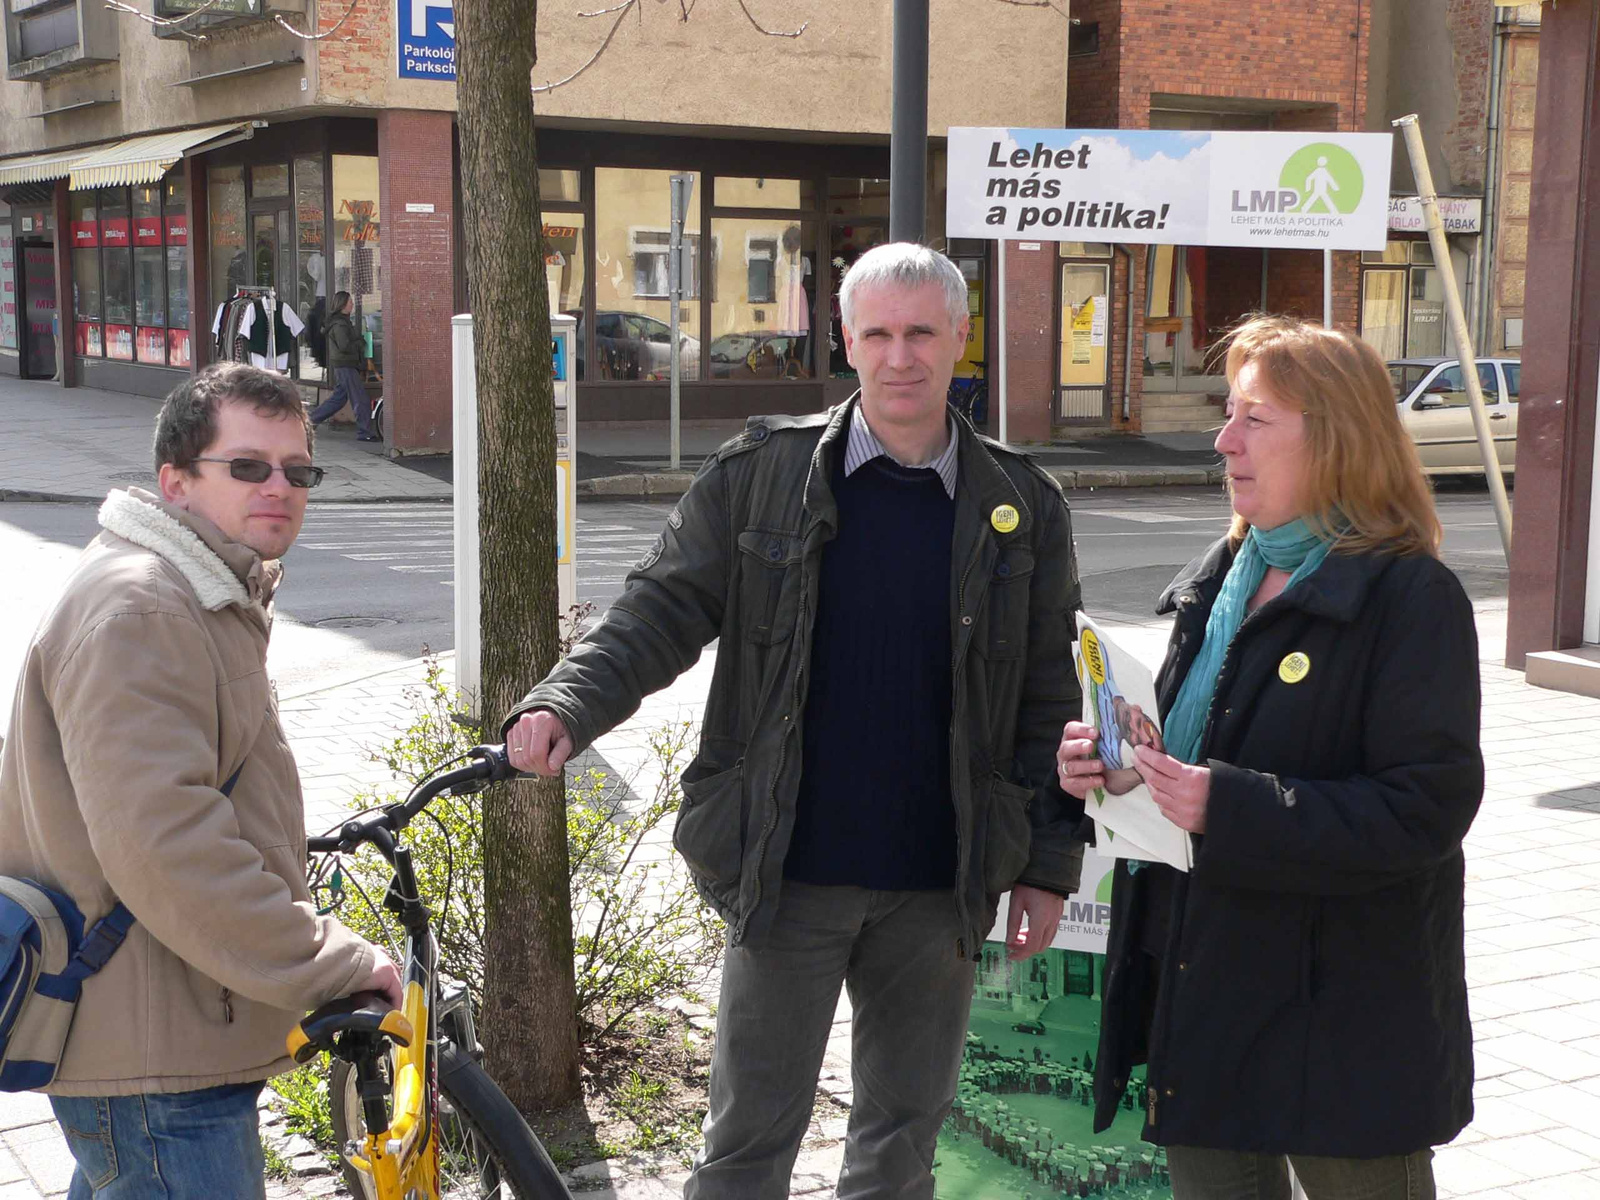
{"left": 67, "top": 122, "right": 254, "bottom": 190}
{"left": 0, "top": 147, "right": 92, "bottom": 186}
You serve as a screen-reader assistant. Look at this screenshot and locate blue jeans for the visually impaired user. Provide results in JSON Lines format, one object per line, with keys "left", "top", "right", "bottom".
{"left": 49, "top": 1082, "right": 266, "bottom": 1199}
{"left": 1167, "top": 1144, "right": 1436, "bottom": 1200}
{"left": 309, "top": 366, "right": 374, "bottom": 436}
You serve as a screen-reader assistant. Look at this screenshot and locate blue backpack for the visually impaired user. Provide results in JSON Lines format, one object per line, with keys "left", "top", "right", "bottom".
{"left": 0, "top": 764, "right": 243, "bottom": 1092}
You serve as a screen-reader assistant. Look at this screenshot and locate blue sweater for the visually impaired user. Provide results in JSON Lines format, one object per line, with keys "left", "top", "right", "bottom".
{"left": 783, "top": 454, "right": 959, "bottom": 890}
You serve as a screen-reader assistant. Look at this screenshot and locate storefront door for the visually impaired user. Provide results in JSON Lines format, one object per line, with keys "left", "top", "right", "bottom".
{"left": 19, "top": 239, "right": 56, "bottom": 380}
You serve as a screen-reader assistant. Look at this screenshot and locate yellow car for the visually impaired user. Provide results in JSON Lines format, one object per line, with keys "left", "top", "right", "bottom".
{"left": 1390, "top": 356, "right": 1520, "bottom": 476}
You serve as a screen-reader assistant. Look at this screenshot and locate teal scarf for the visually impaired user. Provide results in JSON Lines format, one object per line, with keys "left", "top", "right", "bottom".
{"left": 1162, "top": 519, "right": 1334, "bottom": 766}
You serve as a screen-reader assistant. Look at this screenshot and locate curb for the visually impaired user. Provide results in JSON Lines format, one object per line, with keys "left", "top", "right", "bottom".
{"left": 575, "top": 466, "right": 1224, "bottom": 498}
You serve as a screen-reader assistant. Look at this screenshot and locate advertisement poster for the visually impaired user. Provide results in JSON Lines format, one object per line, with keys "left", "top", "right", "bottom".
{"left": 935, "top": 851, "right": 1171, "bottom": 1199}
{"left": 105, "top": 324, "right": 134, "bottom": 361}
{"left": 0, "top": 226, "right": 16, "bottom": 351}
{"left": 136, "top": 326, "right": 167, "bottom": 364}
{"left": 75, "top": 322, "right": 102, "bottom": 358}
{"left": 947, "top": 128, "right": 1392, "bottom": 251}
{"left": 168, "top": 328, "right": 192, "bottom": 367}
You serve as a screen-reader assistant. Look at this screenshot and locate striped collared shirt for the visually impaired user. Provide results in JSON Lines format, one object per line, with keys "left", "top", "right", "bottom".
{"left": 843, "top": 404, "right": 960, "bottom": 498}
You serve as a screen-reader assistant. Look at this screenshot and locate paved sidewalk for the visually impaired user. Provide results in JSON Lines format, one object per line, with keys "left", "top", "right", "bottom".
{"left": 7, "top": 598, "right": 1600, "bottom": 1196}
{"left": 0, "top": 375, "right": 1222, "bottom": 505}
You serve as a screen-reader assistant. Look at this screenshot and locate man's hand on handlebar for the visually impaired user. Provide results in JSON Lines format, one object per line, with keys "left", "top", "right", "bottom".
{"left": 359, "top": 944, "right": 404, "bottom": 1011}
{"left": 506, "top": 710, "right": 573, "bottom": 777}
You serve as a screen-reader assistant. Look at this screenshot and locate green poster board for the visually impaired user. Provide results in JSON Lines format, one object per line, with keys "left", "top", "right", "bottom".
{"left": 934, "top": 852, "right": 1173, "bottom": 1198}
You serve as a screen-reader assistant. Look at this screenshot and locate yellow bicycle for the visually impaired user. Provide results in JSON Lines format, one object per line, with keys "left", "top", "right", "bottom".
{"left": 290, "top": 744, "right": 570, "bottom": 1199}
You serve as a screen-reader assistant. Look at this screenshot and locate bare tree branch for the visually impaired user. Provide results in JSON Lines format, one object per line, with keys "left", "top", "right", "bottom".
{"left": 733, "top": 0, "right": 805, "bottom": 36}
{"left": 576, "top": 0, "right": 633, "bottom": 15}
{"left": 102, "top": 0, "right": 217, "bottom": 39}
{"left": 993, "top": 0, "right": 1070, "bottom": 17}
{"left": 532, "top": 0, "right": 634, "bottom": 93}
{"left": 273, "top": 0, "right": 361, "bottom": 41}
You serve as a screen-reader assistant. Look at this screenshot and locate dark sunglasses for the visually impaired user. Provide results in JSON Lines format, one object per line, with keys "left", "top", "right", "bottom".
{"left": 192, "top": 456, "right": 325, "bottom": 489}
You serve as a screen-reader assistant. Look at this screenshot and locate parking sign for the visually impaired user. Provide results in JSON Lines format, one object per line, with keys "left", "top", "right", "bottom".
{"left": 398, "top": 0, "right": 456, "bottom": 80}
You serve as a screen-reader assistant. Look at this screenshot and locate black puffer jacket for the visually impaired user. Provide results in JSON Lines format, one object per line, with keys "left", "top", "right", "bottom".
{"left": 1091, "top": 537, "right": 1482, "bottom": 1157}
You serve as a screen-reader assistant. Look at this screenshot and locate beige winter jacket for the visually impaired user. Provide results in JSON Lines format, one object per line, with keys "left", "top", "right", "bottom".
{"left": 0, "top": 487, "right": 375, "bottom": 1095}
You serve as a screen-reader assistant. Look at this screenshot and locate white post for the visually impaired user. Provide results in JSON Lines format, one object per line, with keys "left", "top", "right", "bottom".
{"left": 996, "top": 240, "right": 1008, "bottom": 446}
{"left": 1322, "top": 250, "right": 1333, "bottom": 330}
{"left": 451, "top": 313, "right": 480, "bottom": 715}
{"left": 1394, "top": 113, "right": 1513, "bottom": 559}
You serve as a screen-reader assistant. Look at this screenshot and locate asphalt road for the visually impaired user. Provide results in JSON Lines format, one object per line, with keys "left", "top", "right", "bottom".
{"left": 0, "top": 485, "right": 1510, "bottom": 726}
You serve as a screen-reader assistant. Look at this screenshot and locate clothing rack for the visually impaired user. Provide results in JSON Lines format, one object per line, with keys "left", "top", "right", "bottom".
{"left": 232, "top": 286, "right": 278, "bottom": 366}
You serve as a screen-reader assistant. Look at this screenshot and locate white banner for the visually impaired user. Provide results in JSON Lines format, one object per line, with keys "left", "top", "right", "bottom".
{"left": 947, "top": 127, "right": 1393, "bottom": 251}
{"left": 1387, "top": 195, "right": 1482, "bottom": 234}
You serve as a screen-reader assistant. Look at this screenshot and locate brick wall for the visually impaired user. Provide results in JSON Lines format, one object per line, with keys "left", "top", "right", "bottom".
{"left": 1442, "top": 0, "right": 1492, "bottom": 191}
{"left": 1058, "top": 0, "right": 1369, "bottom": 431}
{"left": 316, "top": 0, "right": 389, "bottom": 105}
{"left": 377, "top": 110, "right": 456, "bottom": 453}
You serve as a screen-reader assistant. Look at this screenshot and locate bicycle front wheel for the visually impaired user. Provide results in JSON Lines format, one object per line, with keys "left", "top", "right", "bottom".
{"left": 331, "top": 1040, "right": 571, "bottom": 1199}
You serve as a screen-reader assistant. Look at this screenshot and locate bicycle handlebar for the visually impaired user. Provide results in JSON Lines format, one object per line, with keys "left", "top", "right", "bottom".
{"left": 306, "top": 744, "right": 520, "bottom": 857}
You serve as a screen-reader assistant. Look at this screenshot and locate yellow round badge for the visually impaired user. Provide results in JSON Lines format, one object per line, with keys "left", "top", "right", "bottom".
{"left": 1279, "top": 652, "right": 1311, "bottom": 684}
{"left": 1080, "top": 628, "right": 1107, "bottom": 686}
{"left": 991, "top": 504, "right": 1020, "bottom": 534}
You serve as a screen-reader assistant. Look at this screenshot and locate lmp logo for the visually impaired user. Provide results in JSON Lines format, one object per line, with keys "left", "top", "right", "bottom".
{"left": 1279, "top": 143, "right": 1365, "bottom": 215}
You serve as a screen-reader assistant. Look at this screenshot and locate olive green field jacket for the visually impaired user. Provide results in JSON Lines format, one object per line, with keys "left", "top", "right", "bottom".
{"left": 506, "top": 398, "right": 1086, "bottom": 956}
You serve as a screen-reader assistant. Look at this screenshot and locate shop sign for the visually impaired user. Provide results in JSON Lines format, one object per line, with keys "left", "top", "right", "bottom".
{"left": 0, "top": 229, "right": 15, "bottom": 351}
{"left": 134, "top": 217, "right": 163, "bottom": 246}
{"left": 71, "top": 221, "right": 99, "bottom": 248}
{"left": 1387, "top": 195, "right": 1482, "bottom": 234}
{"left": 947, "top": 127, "right": 1394, "bottom": 251}
{"left": 101, "top": 218, "right": 130, "bottom": 248}
{"left": 168, "top": 328, "right": 192, "bottom": 366}
{"left": 154, "top": 0, "right": 260, "bottom": 14}
{"left": 106, "top": 324, "right": 134, "bottom": 360}
{"left": 166, "top": 214, "right": 188, "bottom": 245}
{"left": 135, "top": 326, "right": 167, "bottom": 363}
{"left": 398, "top": 0, "right": 456, "bottom": 81}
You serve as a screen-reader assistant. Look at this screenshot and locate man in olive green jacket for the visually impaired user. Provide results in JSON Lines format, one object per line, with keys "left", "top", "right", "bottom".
{"left": 0, "top": 363, "right": 397, "bottom": 1197}
{"left": 507, "top": 245, "right": 1085, "bottom": 1200}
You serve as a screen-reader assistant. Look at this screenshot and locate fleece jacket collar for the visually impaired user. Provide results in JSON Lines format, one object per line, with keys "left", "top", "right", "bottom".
{"left": 97, "top": 487, "right": 279, "bottom": 612}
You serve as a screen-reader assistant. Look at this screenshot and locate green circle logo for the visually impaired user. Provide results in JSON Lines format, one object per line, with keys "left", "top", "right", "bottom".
{"left": 1279, "top": 143, "right": 1364, "bottom": 215}
{"left": 1095, "top": 870, "right": 1115, "bottom": 905}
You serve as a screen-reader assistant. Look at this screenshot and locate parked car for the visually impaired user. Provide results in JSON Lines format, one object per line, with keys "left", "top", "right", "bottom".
{"left": 572, "top": 310, "right": 700, "bottom": 381}
{"left": 1011, "top": 1018, "right": 1046, "bottom": 1035}
{"left": 1389, "top": 356, "right": 1520, "bottom": 476}
{"left": 707, "top": 331, "right": 810, "bottom": 380}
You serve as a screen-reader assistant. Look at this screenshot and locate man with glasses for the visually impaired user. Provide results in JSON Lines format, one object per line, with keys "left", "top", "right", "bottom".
{"left": 0, "top": 362, "right": 399, "bottom": 1198}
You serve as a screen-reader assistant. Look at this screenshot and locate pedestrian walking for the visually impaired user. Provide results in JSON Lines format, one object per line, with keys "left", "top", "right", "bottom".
{"left": 0, "top": 363, "right": 400, "bottom": 1197}
{"left": 505, "top": 242, "right": 1087, "bottom": 1199}
{"left": 308, "top": 290, "right": 379, "bottom": 442}
{"left": 1056, "top": 314, "right": 1481, "bottom": 1199}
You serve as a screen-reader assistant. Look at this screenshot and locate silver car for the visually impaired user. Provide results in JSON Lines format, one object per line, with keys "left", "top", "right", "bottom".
{"left": 1389, "top": 356, "right": 1520, "bottom": 475}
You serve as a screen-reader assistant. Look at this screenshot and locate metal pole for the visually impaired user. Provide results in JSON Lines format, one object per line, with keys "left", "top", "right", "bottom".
{"left": 890, "top": 0, "right": 929, "bottom": 242}
{"left": 1322, "top": 250, "right": 1333, "bottom": 330}
{"left": 997, "top": 240, "right": 1008, "bottom": 445}
{"left": 668, "top": 173, "right": 693, "bottom": 471}
{"left": 1394, "top": 113, "right": 1513, "bottom": 558}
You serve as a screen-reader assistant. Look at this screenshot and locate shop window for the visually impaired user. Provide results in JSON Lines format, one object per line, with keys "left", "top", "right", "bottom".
{"left": 709, "top": 219, "right": 813, "bottom": 381}
{"left": 71, "top": 190, "right": 101, "bottom": 356}
{"left": 539, "top": 169, "right": 580, "bottom": 204}
{"left": 208, "top": 166, "right": 246, "bottom": 319}
{"left": 134, "top": 248, "right": 165, "bottom": 330}
{"left": 332, "top": 155, "right": 382, "bottom": 379}
{"left": 827, "top": 178, "right": 889, "bottom": 220}
{"left": 164, "top": 172, "right": 190, "bottom": 367}
{"left": 0, "top": 203, "right": 15, "bottom": 352}
{"left": 714, "top": 177, "right": 815, "bottom": 211}
{"left": 251, "top": 164, "right": 290, "bottom": 200}
{"left": 1360, "top": 269, "right": 1406, "bottom": 361}
{"left": 294, "top": 156, "right": 326, "bottom": 357}
{"left": 594, "top": 167, "right": 702, "bottom": 381}
{"left": 541, "top": 214, "right": 585, "bottom": 319}
{"left": 1058, "top": 242, "right": 1112, "bottom": 258}
{"left": 631, "top": 230, "right": 703, "bottom": 299}
{"left": 746, "top": 236, "right": 777, "bottom": 303}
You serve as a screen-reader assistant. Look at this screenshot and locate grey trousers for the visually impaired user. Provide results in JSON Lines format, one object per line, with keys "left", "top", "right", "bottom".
{"left": 684, "top": 882, "right": 977, "bottom": 1200}
{"left": 1167, "top": 1145, "right": 1437, "bottom": 1200}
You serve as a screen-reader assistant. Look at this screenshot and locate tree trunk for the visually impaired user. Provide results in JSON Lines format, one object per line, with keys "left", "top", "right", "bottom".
{"left": 455, "top": 0, "right": 581, "bottom": 1111}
